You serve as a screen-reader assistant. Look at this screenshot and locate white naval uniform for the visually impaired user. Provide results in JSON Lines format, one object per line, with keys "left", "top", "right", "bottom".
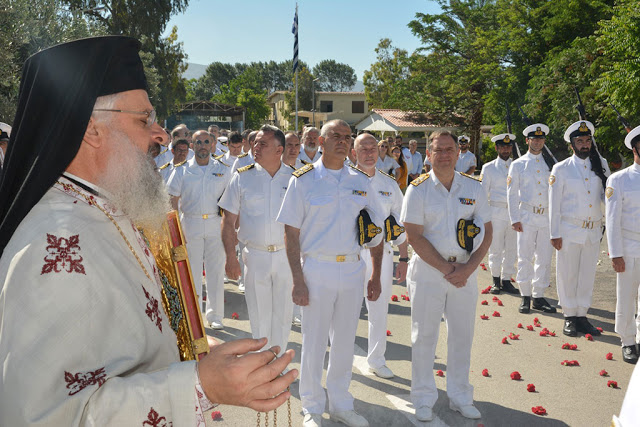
{"left": 606, "top": 163, "right": 640, "bottom": 347}
{"left": 401, "top": 172, "right": 490, "bottom": 409}
{"left": 154, "top": 141, "right": 194, "bottom": 168}
{"left": 376, "top": 156, "right": 399, "bottom": 175}
{"left": 218, "top": 162, "right": 294, "bottom": 357}
{"left": 455, "top": 150, "right": 477, "bottom": 173}
{"left": 223, "top": 151, "right": 238, "bottom": 165}
{"left": 298, "top": 147, "right": 321, "bottom": 164}
{"left": 158, "top": 160, "right": 186, "bottom": 184}
{"left": 549, "top": 155, "right": 606, "bottom": 317}
{"left": 361, "top": 169, "right": 406, "bottom": 370}
{"left": 167, "top": 156, "right": 231, "bottom": 323}
{"left": 507, "top": 152, "right": 552, "bottom": 298}
{"left": 277, "top": 160, "right": 383, "bottom": 415}
{"left": 231, "top": 152, "right": 253, "bottom": 174}
{"left": 481, "top": 157, "right": 516, "bottom": 279}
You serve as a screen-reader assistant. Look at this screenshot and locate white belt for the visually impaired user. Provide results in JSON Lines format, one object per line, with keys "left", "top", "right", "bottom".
{"left": 183, "top": 213, "right": 219, "bottom": 219}
{"left": 520, "top": 202, "right": 546, "bottom": 215}
{"left": 245, "top": 242, "right": 285, "bottom": 252}
{"left": 622, "top": 228, "right": 640, "bottom": 242}
{"left": 314, "top": 254, "right": 361, "bottom": 263}
{"left": 561, "top": 216, "right": 602, "bottom": 230}
{"left": 489, "top": 200, "right": 508, "bottom": 209}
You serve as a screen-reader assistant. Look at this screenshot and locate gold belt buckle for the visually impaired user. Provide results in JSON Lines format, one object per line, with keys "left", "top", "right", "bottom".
{"left": 336, "top": 255, "right": 346, "bottom": 262}
{"left": 267, "top": 245, "right": 277, "bottom": 252}
{"left": 533, "top": 206, "right": 544, "bottom": 214}
{"left": 448, "top": 256, "right": 457, "bottom": 262}
{"left": 582, "top": 220, "right": 594, "bottom": 229}
{"left": 202, "top": 214, "right": 209, "bottom": 219}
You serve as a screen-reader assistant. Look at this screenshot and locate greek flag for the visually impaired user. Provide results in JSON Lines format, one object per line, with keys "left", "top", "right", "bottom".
{"left": 292, "top": 5, "right": 298, "bottom": 73}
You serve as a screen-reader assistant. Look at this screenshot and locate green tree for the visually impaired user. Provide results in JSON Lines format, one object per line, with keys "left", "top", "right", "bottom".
{"left": 363, "top": 39, "right": 411, "bottom": 109}
{"left": 213, "top": 68, "right": 270, "bottom": 129}
{"left": 312, "top": 60, "right": 356, "bottom": 92}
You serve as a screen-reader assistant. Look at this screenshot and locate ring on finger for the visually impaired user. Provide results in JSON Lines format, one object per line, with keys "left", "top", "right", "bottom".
{"left": 267, "top": 348, "right": 278, "bottom": 361}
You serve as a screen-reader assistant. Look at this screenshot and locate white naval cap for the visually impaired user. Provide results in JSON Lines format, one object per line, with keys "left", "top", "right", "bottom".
{"left": 624, "top": 124, "right": 640, "bottom": 150}
{"left": 458, "top": 135, "right": 470, "bottom": 143}
{"left": 523, "top": 123, "right": 549, "bottom": 138}
{"left": 564, "top": 120, "right": 594, "bottom": 143}
{"left": 491, "top": 133, "right": 516, "bottom": 144}
{"left": 0, "top": 122, "right": 11, "bottom": 139}
{"left": 217, "top": 136, "right": 228, "bottom": 143}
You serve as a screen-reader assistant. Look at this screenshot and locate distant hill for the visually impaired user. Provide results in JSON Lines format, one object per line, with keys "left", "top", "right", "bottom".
{"left": 182, "top": 62, "right": 365, "bottom": 91}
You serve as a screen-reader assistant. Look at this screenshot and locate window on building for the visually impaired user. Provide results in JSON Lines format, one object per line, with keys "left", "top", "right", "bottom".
{"left": 320, "top": 100, "right": 333, "bottom": 113}
{"left": 352, "top": 101, "right": 365, "bottom": 114}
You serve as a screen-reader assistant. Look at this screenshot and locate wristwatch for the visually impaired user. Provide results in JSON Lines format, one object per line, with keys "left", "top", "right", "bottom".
{"left": 399, "top": 257, "right": 409, "bottom": 263}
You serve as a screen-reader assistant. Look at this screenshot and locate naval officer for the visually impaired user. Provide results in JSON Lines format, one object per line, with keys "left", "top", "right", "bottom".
{"left": 482, "top": 133, "right": 519, "bottom": 295}
{"left": 402, "top": 131, "right": 492, "bottom": 422}
{"left": 278, "top": 119, "right": 384, "bottom": 427}
{"left": 606, "top": 125, "right": 640, "bottom": 363}
{"left": 507, "top": 123, "right": 557, "bottom": 314}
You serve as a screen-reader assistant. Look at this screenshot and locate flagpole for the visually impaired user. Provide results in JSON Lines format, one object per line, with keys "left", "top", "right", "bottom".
{"left": 295, "top": 69, "right": 299, "bottom": 132}
{"left": 293, "top": 3, "right": 299, "bottom": 132}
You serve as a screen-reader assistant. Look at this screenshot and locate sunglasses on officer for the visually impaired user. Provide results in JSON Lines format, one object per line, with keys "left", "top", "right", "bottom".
{"left": 195, "top": 139, "right": 211, "bottom": 145}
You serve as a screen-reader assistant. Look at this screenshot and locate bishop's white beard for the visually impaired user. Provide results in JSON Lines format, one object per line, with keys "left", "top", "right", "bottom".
{"left": 97, "top": 130, "right": 170, "bottom": 232}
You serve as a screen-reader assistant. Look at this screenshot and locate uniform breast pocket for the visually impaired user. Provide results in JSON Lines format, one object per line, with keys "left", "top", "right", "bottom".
{"left": 244, "top": 194, "right": 265, "bottom": 216}
{"left": 308, "top": 195, "right": 335, "bottom": 225}
{"left": 424, "top": 202, "right": 446, "bottom": 228}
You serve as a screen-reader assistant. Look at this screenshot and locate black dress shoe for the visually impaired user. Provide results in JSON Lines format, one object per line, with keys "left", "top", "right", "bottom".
{"left": 575, "top": 316, "right": 601, "bottom": 336}
{"left": 501, "top": 279, "right": 519, "bottom": 295}
{"left": 490, "top": 276, "right": 501, "bottom": 294}
{"left": 622, "top": 345, "right": 639, "bottom": 364}
{"left": 532, "top": 297, "right": 557, "bottom": 313}
{"left": 519, "top": 296, "right": 531, "bottom": 313}
{"left": 563, "top": 317, "right": 577, "bottom": 336}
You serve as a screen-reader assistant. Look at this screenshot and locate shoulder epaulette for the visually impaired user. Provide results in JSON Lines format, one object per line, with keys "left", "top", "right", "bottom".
{"left": 174, "top": 160, "right": 187, "bottom": 167}
{"left": 238, "top": 152, "right": 249, "bottom": 158}
{"left": 376, "top": 168, "right": 395, "bottom": 180}
{"left": 460, "top": 172, "right": 482, "bottom": 182}
{"left": 237, "top": 163, "right": 255, "bottom": 173}
{"left": 410, "top": 173, "right": 430, "bottom": 186}
{"left": 300, "top": 159, "right": 311, "bottom": 165}
{"left": 349, "top": 164, "right": 371, "bottom": 178}
{"left": 158, "top": 162, "right": 171, "bottom": 170}
{"left": 293, "top": 163, "right": 314, "bottom": 178}
{"left": 212, "top": 153, "right": 224, "bottom": 160}
{"left": 218, "top": 159, "right": 230, "bottom": 167}
{"left": 158, "top": 147, "right": 169, "bottom": 156}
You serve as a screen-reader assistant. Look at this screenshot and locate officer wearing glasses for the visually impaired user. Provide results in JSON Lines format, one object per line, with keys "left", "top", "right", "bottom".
{"left": 167, "top": 130, "right": 232, "bottom": 329}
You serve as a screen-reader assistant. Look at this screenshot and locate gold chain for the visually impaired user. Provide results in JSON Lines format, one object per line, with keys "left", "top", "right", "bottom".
{"left": 56, "top": 181, "right": 154, "bottom": 284}
{"left": 256, "top": 386, "right": 290, "bottom": 427}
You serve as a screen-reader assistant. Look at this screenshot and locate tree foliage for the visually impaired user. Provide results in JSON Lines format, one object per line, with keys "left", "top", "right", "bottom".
{"left": 213, "top": 68, "right": 270, "bottom": 130}
{"left": 312, "top": 60, "right": 356, "bottom": 92}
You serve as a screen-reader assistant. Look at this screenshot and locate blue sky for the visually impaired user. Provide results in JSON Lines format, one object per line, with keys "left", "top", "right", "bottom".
{"left": 164, "top": 0, "right": 441, "bottom": 80}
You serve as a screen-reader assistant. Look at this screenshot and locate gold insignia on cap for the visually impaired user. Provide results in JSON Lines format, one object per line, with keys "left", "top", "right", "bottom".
{"left": 507, "top": 176, "right": 512, "bottom": 186}
{"left": 534, "top": 126, "right": 543, "bottom": 136}
{"left": 549, "top": 175, "right": 556, "bottom": 186}
{"left": 578, "top": 122, "right": 589, "bottom": 132}
{"left": 605, "top": 187, "right": 614, "bottom": 199}
{"left": 503, "top": 135, "right": 511, "bottom": 143}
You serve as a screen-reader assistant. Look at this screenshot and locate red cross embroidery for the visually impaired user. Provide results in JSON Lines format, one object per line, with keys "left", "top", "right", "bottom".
{"left": 41, "top": 234, "right": 86, "bottom": 275}
{"left": 64, "top": 367, "right": 107, "bottom": 396}
{"left": 142, "top": 285, "right": 163, "bottom": 332}
{"left": 143, "top": 408, "right": 172, "bottom": 426}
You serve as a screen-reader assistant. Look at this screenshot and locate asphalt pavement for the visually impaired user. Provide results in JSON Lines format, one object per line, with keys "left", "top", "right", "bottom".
{"left": 202, "top": 236, "right": 635, "bottom": 426}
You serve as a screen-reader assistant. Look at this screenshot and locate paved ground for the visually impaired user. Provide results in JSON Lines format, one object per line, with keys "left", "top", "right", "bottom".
{"left": 201, "top": 237, "right": 636, "bottom": 426}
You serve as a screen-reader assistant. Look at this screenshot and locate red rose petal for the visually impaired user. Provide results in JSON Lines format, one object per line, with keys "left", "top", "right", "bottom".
{"left": 391, "top": 295, "right": 398, "bottom": 301}
{"left": 502, "top": 337, "right": 509, "bottom": 344}
{"left": 492, "top": 311, "right": 501, "bottom": 317}
{"left": 533, "top": 317, "right": 540, "bottom": 323}
{"left": 517, "top": 323, "right": 523, "bottom": 328}
{"left": 527, "top": 383, "right": 536, "bottom": 392}
{"left": 480, "top": 314, "right": 489, "bottom": 320}
{"left": 231, "top": 312, "right": 239, "bottom": 320}
{"left": 570, "top": 344, "right": 578, "bottom": 350}
{"left": 386, "top": 330, "right": 391, "bottom": 336}
{"left": 497, "top": 300, "right": 504, "bottom": 306}
{"left": 596, "top": 327, "right": 603, "bottom": 332}
{"left": 550, "top": 331, "right": 556, "bottom": 337}
{"left": 481, "top": 286, "right": 491, "bottom": 294}
{"left": 482, "top": 369, "right": 490, "bottom": 377}
{"left": 211, "top": 410, "right": 222, "bottom": 420}
{"left": 585, "top": 334, "right": 593, "bottom": 341}
{"left": 481, "top": 300, "right": 488, "bottom": 305}
{"left": 508, "top": 333, "right": 520, "bottom": 340}
{"left": 532, "top": 406, "right": 547, "bottom": 416}
{"left": 436, "top": 370, "right": 444, "bottom": 377}
{"left": 480, "top": 263, "right": 487, "bottom": 271}
{"left": 492, "top": 296, "right": 499, "bottom": 302}
{"left": 608, "top": 380, "right": 618, "bottom": 388}
{"left": 510, "top": 371, "right": 521, "bottom": 380}
{"left": 527, "top": 325, "right": 534, "bottom": 331}
{"left": 599, "top": 369, "right": 608, "bottom": 376}
{"left": 606, "top": 352, "right": 613, "bottom": 360}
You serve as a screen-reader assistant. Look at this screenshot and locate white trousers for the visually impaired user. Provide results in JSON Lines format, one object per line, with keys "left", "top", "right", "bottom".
{"left": 299, "top": 257, "right": 365, "bottom": 415}
{"left": 242, "top": 247, "right": 293, "bottom": 357}
{"left": 408, "top": 256, "right": 477, "bottom": 409}
{"left": 516, "top": 224, "right": 551, "bottom": 297}
{"left": 183, "top": 218, "right": 225, "bottom": 323}
{"left": 488, "top": 217, "right": 517, "bottom": 279}
{"left": 615, "top": 256, "right": 640, "bottom": 346}
{"left": 362, "top": 244, "right": 394, "bottom": 369}
{"left": 555, "top": 240, "right": 599, "bottom": 317}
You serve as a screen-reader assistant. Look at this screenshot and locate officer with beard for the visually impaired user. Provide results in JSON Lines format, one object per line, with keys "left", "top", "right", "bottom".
{"left": 549, "top": 120, "right": 609, "bottom": 336}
